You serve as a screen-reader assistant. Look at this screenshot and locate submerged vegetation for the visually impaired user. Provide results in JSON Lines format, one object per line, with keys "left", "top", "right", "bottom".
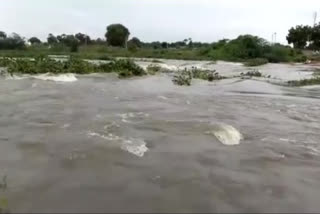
{"left": 0, "top": 175, "right": 9, "bottom": 214}
{"left": 172, "top": 67, "right": 224, "bottom": 86}
{"left": 0, "top": 57, "right": 146, "bottom": 78}
{"left": 241, "top": 70, "right": 263, "bottom": 77}
{"left": 244, "top": 58, "right": 268, "bottom": 67}
{"left": 287, "top": 77, "right": 320, "bottom": 87}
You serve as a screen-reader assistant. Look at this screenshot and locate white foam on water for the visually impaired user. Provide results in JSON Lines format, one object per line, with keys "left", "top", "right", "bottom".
{"left": 158, "top": 95, "right": 168, "bottom": 100}
{"left": 5, "top": 74, "right": 27, "bottom": 80}
{"left": 118, "top": 112, "right": 149, "bottom": 123}
{"left": 33, "top": 73, "right": 77, "bottom": 82}
{"left": 121, "top": 138, "right": 149, "bottom": 157}
{"left": 207, "top": 124, "right": 243, "bottom": 146}
{"left": 87, "top": 131, "right": 119, "bottom": 141}
{"left": 5, "top": 73, "right": 77, "bottom": 82}
{"left": 279, "top": 138, "right": 296, "bottom": 143}
{"left": 61, "top": 124, "right": 70, "bottom": 129}
{"left": 87, "top": 131, "right": 148, "bottom": 157}
{"left": 159, "top": 64, "right": 178, "bottom": 72}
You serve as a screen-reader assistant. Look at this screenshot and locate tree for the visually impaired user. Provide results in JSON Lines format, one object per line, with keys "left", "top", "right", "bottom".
{"left": 161, "top": 42, "right": 168, "bottom": 49}
{"left": 47, "top": 34, "right": 58, "bottom": 44}
{"left": 0, "top": 31, "right": 6, "bottom": 39}
{"left": 75, "top": 33, "right": 91, "bottom": 45}
{"left": 286, "top": 25, "right": 312, "bottom": 49}
{"left": 28, "top": 37, "right": 41, "bottom": 45}
{"left": 0, "top": 33, "right": 25, "bottom": 50}
{"left": 311, "top": 23, "right": 320, "bottom": 50}
{"left": 105, "top": 24, "right": 130, "bottom": 47}
{"left": 128, "top": 37, "right": 142, "bottom": 48}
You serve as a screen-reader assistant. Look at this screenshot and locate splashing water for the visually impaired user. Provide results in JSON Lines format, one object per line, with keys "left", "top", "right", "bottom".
{"left": 206, "top": 124, "right": 243, "bottom": 146}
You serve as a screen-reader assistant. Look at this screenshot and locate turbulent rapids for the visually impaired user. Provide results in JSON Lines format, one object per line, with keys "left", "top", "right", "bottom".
{"left": 0, "top": 58, "right": 320, "bottom": 212}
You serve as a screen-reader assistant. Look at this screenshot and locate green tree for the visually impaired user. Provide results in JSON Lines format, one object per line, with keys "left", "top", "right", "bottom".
{"left": 47, "top": 34, "right": 58, "bottom": 44}
{"left": 128, "top": 37, "right": 142, "bottom": 48}
{"left": 75, "top": 33, "right": 91, "bottom": 45}
{"left": 286, "top": 25, "right": 312, "bottom": 49}
{"left": 28, "top": 37, "right": 41, "bottom": 45}
{"left": 105, "top": 24, "right": 130, "bottom": 47}
{"left": 161, "top": 42, "right": 168, "bottom": 49}
{"left": 0, "top": 31, "right": 6, "bottom": 39}
{"left": 0, "top": 33, "right": 25, "bottom": 49}
{"left": 311, "top": 23, "right": 320, "bottom": 50}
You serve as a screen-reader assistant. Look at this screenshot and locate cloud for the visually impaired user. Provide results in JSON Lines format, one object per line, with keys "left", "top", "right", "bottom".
{"left": 0, "top": 0, "right": 318, "bottom": 43}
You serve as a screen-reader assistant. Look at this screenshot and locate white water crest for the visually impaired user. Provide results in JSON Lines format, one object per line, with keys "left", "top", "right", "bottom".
{"left": 206, "top": 124, "right": 243, "bottom": 146}
{"left": 5, "top": 72, "right": 77, "bottom": 82}
{"left": 33, "top": 73, "right": 77, "bottom": 82}
{"left": 87, "top": 131, "right": 149, "bottom": 157}
{"left": 121, "top": 138, "right": 149, "bottom": 157}
{"left": 118, "top": 112, "right": 150, "bottom": 123}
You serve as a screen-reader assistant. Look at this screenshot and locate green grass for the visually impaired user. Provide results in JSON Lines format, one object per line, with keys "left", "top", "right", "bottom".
{"left": 0, "top": 39, "right": 308, "bottom": 63}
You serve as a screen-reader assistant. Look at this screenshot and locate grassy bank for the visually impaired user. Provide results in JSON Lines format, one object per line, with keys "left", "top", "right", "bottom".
{"left": 0, "top": 35, "right": 308, "bottom": 64}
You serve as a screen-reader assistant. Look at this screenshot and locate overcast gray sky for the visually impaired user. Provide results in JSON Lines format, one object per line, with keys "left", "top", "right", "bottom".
{"left": 0, "top": 0, "right": 318, "bottom": 44}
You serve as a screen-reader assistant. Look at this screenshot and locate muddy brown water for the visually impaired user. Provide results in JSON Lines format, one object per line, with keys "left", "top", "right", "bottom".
{"left": 0, "top": 60, "right": 320, "bottom": 212}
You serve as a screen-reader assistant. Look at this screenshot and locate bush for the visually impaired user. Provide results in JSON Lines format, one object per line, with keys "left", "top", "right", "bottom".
{"left": 146, "top": 64, "right": 162, "bottom": 75}
{"left": 294, "top": 55, "right": 307, "bottom": 63}
{"left": 190, "top": 67, "right": 224, "bottom": 81}
{"left": 172, "top": 69, "right": 192, "bottom": 86}
{"left": 101, "top": 59, "right": 145, "bottom": 77}
{"left": 244, "top": 58, "right": 268, "bottom": 67}
{"left": 0, "top": 58, "right": 12, "bottom": 67}
{"left": 263, "top": 45, "right": 290, "bottom": 63}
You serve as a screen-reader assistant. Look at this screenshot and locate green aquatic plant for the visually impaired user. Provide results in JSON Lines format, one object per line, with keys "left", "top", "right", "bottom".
{"left": 0, "top": 176, "right": 7, "bottom": 191}
{"left": 146, "top": 64, "right": 162, "bottom": 75}
{"left": 244, "top": 58, "right": 268, "bottom": 67}
{"left": 0, "top": 58, "right": 12, "bottom": 67}
{"left": 190, "top": 67, "right": 224, "bottom": 81}
{"left": 3, "top": 57, "right": 145, "bottom": 78}
{"left": 0, "top": 197, "right": 9, "bottom": 214}
{"left": 172, "top": 69, "right": 192, "bottom": 86}
{"left": 288, "top": 77, "right": 320, "bottom": 86}
{"left": 241, "top": 70, "right": 262, "bottom": 77}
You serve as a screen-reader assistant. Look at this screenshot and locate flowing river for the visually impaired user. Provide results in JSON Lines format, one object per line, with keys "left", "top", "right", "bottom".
{"left": 0, "top": 59, "right": 320, "bottom": 212}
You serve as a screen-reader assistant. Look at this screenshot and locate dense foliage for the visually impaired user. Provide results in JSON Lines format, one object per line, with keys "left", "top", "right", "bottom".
{"left": 286, "top": 23, "right": 320, "bottom": 50}
{"left": 0, "top": 33, "right": 25, "bottom": 50}
{"left": 28, "top": 37, "right": 41, "bottom": 45}
{"left": 105, "top": 24, "right": 130, "bottom": 47}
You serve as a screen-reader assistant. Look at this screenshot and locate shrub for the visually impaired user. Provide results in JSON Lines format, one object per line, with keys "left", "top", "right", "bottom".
{"left": 146, "top": 64, "right": 162, "bottom": 74}
{"left": 172, "top": 69, "right": 192, "bottom": 86}
{"left": 294, "top": 55, "right": 307, "bottom": 63}
{"left": 190, "top": 67, "right": 224, "bottom": 81}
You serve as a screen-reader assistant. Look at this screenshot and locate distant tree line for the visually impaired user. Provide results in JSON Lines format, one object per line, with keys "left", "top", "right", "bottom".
{"left": 287, "top": 23, "right": 320, "bottom": 50}
{"left": 0, "top": 24, "right": 219, "bottom": 51}
{"left": 1, "top": 22, "right": 318, "bottom": 61}
{"left": 0, "top": 31, "right": 25, "bottom": 50}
